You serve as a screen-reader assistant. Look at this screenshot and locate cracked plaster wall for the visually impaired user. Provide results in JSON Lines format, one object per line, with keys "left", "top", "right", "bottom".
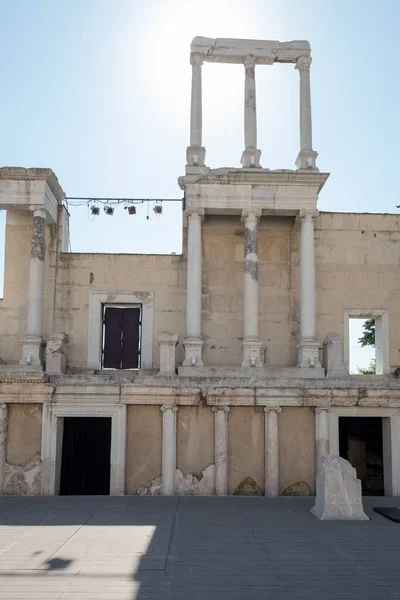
{"left": 228, "top": 406, "right": 264, "bottom": 495}
{"left": 125, "top": 405, "right": 162, "bottom": 494}
{"left": 278, "top": 407, "right": 315, "bottom": 495}
{"left": 177, "top": 406, "right": 214, "bottom": 477}
{"left": 5, "top": 404, "right": 42, "bottom": 495}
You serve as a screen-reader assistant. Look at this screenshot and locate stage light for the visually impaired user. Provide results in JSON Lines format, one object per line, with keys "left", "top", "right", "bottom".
{"left": 104, "top": 206, "right": 114, "bottom": 216}
{"left": 91, "top": 205, "right": 100, "bottom": 216}
{"left": 125, "top": 206, "right": 136, "bottom": 215}
{"left": 153, "top": 204, "right": 162, "bottom": 215}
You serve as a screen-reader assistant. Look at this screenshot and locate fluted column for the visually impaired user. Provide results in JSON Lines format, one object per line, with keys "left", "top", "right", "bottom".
{"left": 264, "top": 406, "right": 281, "bottom": 496}
{"left": 0, "top": 404, "right": 7, "bottom": 494}
{"left": 241, "top": 55, "right": 261, "bottom": 168}
{"left": 295, "top": 55, "right": 317, "bottom": 170}
{"left": 20, "top": 206, "right": 47, "bottom": 367}
{"left": 161, "top": 405, "right": 178, "bottom": 496}
{"left": 242, "top": 209, "right": 262, "bottom": 367}
{"left": 183, "top": 208, "right": 204, "bottom": 366}
{"left": 186, "top": 52, "right": 206, "bottom": 168}
{"left": 297, "top": 210, "right": 320, "bottom": 368}
{"left": 315, "top": 408, "right": 330, "bottom": 469}
{"left": 213, "top": 406, "right": 230, "bottom": 495}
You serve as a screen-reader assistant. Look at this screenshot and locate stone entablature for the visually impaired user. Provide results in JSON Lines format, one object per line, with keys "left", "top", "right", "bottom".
{"left": 190, "top": 37, "right": 310, "bottom": 65}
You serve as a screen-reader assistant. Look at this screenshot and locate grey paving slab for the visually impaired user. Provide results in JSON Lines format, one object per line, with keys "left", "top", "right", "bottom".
{"left": 0, "top": 496, "right": 400, "bottom": 599}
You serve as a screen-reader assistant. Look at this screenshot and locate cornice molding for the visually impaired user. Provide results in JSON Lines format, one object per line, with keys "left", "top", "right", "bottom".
{"left": 0, "top": 167, "right": 65, "bottom": 203}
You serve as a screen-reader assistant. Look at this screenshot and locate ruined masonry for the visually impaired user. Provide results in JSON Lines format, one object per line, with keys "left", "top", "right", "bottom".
{"left": 0, "top": 36, "right": 399, "bottom": 497}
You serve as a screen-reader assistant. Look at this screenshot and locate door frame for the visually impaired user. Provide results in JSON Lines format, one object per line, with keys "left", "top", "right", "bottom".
{"left": 41, "top": 403, "right": 126, "bottom": 496}
{"left": 329, "top": 407, "right": 400, "bottom": 496}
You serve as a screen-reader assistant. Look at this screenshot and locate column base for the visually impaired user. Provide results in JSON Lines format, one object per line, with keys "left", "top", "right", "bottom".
{"left": 242, "top": 339, "right": 262, "bottom": 367}
{"left": 183, "top": 337, "right": 204, "bottom": 367}
{"left": 297, "top": 339, "right": 321, "bottom": 368}
{"left": 241, "top": 148, "right": 262, "bottom": 168}
{"left": 20, "top": 335, "right": 45, "bottom": 368}
{"left": 186, "top": 146, "right": 206, "bottom": 168}
{"left": 296, "top": 150, "right": 318, "bottom": 170}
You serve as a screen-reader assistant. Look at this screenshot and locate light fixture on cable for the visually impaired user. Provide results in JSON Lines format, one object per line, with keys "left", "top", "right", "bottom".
{"left": 90, "top": 205, "right": 100, "bottom": 216}
{"left": 153, "top": 202, "right": 162, "bottom": 215}
{"left": 125, "top": 205, "right": 136, "bottom": 215}
{"left": 104, "top": 205, "right": 114, "bottom": 216}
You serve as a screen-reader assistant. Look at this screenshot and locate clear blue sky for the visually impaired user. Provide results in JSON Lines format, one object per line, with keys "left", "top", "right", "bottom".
{"left": 0, "top": 0, "right": 398, "bottom": 367}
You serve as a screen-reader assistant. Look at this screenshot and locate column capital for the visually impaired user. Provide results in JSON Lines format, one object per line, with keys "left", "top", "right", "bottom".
{"left": 212, "top": 406, "right": 230, "bottom": 413}
{"left": 29, "top": 205, "right": 46, "bottom": 219}
{"left": 315, "top": 407, "right": 330, "bottom": 414}
{"left": 298, "top": 209, "right": 319, "bottom": 222}
{"left": 241, "top": 208, "right": 262, "bottom": 225}
{"left": 296, "top": 55, "right": 312, "bottom": 72}
{"left": 264, "top": 406, "right": 282, "bottom": 414}
{"left": 186, "top": 208, "right": 205, "bottom": 221}
{"left": 190, "top": 52, "right": 204, "bottom": 67}
{"left": 160, "top": 405, "right": 178, "bottom": 413}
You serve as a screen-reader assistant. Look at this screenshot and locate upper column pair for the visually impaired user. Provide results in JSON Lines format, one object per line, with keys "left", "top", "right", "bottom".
{"left": 186, "top": 45, "right": 318, "bottom": 170}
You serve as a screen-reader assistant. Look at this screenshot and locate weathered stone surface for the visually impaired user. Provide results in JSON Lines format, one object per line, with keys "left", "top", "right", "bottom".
{"left": 198, "top": 464, "right": 215, "bottom": 495}
{"left": 311, "top": 454, "right": 369, "bottom": 520}
{"left": 282, "top": 481, "right": 311, "bottom": 496}
{"left": 137, "top": 475, "right": 162, "bottom": 496}
{"left": 234, "top": 476, "right": 262, "bottom": 496}
{"left": 4, "top": 452, "right": 41, "bottom": 496}
{"left": 137, "top": 464, "right": 216, "bottom": 496}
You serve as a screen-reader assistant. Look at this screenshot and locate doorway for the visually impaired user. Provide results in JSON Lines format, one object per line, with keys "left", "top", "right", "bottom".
{"left": 59, "top": 417, "right": 112, "bottom": 495}
{"left": 339, "top": 416, "right": 384, "bottom": 496}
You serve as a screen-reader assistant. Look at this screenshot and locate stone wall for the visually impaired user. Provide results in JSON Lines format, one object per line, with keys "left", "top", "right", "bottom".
{"left": 278, "top": 407, "right": 315, "bottom": 495}
{"left": 1, "top": 210, "right": 400, "bottom": 371}
{"left": 125, "top": 405, "right": 162, "bottom": 494}
{"left": 176, "top": 406, "right": 214, "bottom": 476}
{"left": 4, "top": 403, "right": 42, "bottom": 495}
{"left": 228, "top": 406, "right": 264, "bottom": 495}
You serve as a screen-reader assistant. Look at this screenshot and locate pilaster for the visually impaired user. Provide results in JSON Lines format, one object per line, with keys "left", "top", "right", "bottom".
{"left": 213, "top": 406, "right": 230, "bottom": 495}
{"left": 264, "top": 406, "right": 281, "bottom": 496}
{"left": 161, "top": 405, "right": 178, "bottom": 495}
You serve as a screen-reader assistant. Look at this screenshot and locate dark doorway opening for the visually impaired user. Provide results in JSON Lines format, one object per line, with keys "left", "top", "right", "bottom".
{"left": 60, "top": 417, "right": 112, "bottom": 495}
{"left": 339, "top": 416, "right": 384, "bottom": 496}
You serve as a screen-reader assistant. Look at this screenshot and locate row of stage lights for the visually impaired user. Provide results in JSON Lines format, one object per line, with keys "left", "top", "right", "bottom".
{"left": 90, "top": 201, "right": 163, "bottom": 218}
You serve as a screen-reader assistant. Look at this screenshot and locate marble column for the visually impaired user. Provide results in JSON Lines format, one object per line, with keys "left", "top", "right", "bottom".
{"left": 242, "top": 209, "right": 262, "bottom": 367}
{"left": 264, "top": 406, "right": 281, "bottom": 496}
{"left": 241, "top": 55, "right": 261, "bottom": 168}
{"left": 186, "top": 52, "right": 206, "bottom": 168}
{"left": 295, "top": 55, "right": 317, "bottom": 170}
{"left": 183, "top": 209, "right": 204, "bottom": 366}
{"left": 20, "top": 206, "right": 47, "bottom": 367}
{"left": 161, "top": 405, "right": 178, "bottom": 496}
{"left": 0, "top": 404, "right": 7, "bottom": 494}
{"left": 315, "top": 408, "right": 329, "bottom": 470}
{"left": 297, "top": 210, "right": 320, "bottom": 368}
{"left": 213, "top": 406, "right": 230, "bottom": 495}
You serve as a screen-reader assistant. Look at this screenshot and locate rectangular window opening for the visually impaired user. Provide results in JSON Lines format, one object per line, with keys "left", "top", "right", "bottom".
{"left": 101, "top": 304, "right": 142, "bottom": 370}
{"left": 349, "top": 317, "right": 376, "bottom": 375}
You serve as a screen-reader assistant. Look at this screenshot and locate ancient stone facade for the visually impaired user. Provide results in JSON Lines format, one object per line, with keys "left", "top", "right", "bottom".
{"left": 1, "top": 37, "right": 400, "bottom": 497}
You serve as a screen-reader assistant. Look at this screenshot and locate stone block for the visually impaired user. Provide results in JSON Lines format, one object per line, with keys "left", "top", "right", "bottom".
{"left": 157, "top": 331, "right": 178, "bottom": 376}
{"left": 311, "top": 454, "right": 369, "bottom": 520}
{"left": 45, "top": 332, "right": 69, "bottom": 374}
{"left": 323, "top": 332, "right": 346, "bottom": 378}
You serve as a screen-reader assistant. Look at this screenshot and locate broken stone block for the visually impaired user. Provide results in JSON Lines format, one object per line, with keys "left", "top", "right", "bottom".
{"left": 45, "top": 332, "right": 69, "bottom": 375}
{"left": 323, "top": 332, "right": 346, "bottom": 377}
{"left": 234, "top": 476, "right": 262, "bottom": 496}
{"left": 311, "top": 454, "right": 369, "bottom": 520}
{"left": 282, "top": 481, "right": 311, "bottom": 496}
{"left": 157, "top": 331, "right": 178, "bottom": 377}
{"left": 198, "top": 464, "right": 215, "bottom": 495}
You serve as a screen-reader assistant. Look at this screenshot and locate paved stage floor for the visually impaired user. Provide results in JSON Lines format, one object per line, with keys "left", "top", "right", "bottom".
{"left": 0, "top": 495, "right": 400, "bottom": 599}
